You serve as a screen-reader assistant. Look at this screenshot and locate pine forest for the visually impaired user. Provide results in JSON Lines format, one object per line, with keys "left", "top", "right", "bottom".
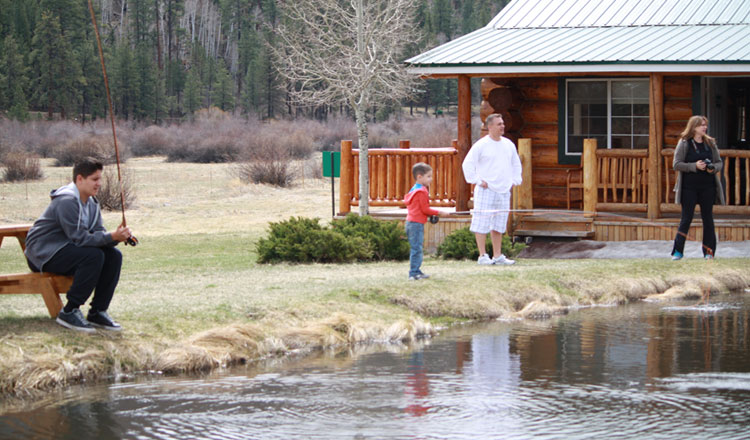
{"left": 0, "top": 0, "right": 510, "bottom": 123}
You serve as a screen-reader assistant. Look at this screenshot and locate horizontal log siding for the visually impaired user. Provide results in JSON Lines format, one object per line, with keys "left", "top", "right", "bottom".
{"left": 516, "top": 77, "right": 566, "bottom": 208}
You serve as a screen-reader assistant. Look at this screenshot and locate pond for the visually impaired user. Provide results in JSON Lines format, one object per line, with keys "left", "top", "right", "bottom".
{"left": 2, "top": 293, "right": 749, "bottom": 439}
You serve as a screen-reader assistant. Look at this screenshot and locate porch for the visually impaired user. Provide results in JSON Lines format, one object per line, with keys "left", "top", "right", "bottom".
{"left": 337, "top": 137, "right": 750, "bottom": 251}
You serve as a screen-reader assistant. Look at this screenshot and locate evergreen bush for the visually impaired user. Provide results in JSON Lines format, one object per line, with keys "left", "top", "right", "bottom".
{"left": 437, "top": 227, "right": 525, "bottom": 260}
{"left": 331, "top": 214, "right": 409, "bottom": 260}
{"left": 256, "top": 217, "right": 372, "bottom": 264}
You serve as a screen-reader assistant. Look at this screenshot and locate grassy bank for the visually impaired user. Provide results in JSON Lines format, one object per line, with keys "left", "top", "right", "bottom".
{"left": 1, "top": 157, "right": 749, "bottom": 398}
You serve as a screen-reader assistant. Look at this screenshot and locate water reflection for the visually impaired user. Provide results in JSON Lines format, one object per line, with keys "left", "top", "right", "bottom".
{"left": 1, "top": 294, "right": 749, "bottom": 439}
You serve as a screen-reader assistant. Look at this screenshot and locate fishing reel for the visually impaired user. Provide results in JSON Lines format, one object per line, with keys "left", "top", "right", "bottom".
{"left": 125, "top": 235, "right": 139, "bottom": 246}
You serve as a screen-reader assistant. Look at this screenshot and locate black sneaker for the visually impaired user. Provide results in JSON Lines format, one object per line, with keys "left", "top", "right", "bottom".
{"left": 56, "top": 308, "right": 95, "bottom": 333}
{"left": 87, "top": 310, "right": 122, "bottom": 331}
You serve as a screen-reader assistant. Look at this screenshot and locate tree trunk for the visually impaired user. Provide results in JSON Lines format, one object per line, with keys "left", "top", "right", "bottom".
{"left": 354, "top": 103, "right": 370, "bottom": 216}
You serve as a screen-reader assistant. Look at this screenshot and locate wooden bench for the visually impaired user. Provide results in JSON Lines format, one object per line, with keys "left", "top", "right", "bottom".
{"left": 0, "top": 224, "right": 73, "bottom": 318}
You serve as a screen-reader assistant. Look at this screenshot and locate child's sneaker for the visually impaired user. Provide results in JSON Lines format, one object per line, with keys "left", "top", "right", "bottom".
{"left": 477, "top": 254, "right": 494, "bottom": 265}
{"left": 492, "top": 254, "right": 515, "bottom": 265}
{"left": 671, "top": 251, "right": 683, "bottom": 261}
{"left": 704, "top": 254, "right": 714, "bottom": 260}
{"left": 408, "top": 275, "right": 418, "bottom": 281}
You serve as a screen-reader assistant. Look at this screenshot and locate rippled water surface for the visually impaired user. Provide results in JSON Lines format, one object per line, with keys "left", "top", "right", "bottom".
{"left": 2, "top": 294, "right": 750, "bottom": 439}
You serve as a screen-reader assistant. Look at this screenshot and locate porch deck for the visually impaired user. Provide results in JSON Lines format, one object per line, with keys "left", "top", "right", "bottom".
{"left": 363, "top": 208, "right": 750, "bottom": 253}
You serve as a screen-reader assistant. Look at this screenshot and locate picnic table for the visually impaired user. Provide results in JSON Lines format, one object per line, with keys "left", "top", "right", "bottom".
{"left": 0, "top": 224, "right": 72, "bottom": 317}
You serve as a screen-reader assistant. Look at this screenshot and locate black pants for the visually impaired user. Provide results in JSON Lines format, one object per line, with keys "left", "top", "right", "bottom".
{"left": 28, "top": 244, "right": 122, "bottom": 311}
{"left": 672, "top": 185, "right": 716, "bottom": 257}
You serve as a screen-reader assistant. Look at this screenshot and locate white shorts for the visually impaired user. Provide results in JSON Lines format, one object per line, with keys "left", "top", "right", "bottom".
{"left": 470, "top": 186, "right": 510, "bottom": 234}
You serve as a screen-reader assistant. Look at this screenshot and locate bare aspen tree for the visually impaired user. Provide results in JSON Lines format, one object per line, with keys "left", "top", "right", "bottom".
{"left": 274, "top": 0, "right": 420, "bottom": 215}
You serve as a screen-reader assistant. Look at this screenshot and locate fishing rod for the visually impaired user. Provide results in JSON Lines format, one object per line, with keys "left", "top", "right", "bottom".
{"left": 87, "top": 0, "right": 138, "bottom": 246}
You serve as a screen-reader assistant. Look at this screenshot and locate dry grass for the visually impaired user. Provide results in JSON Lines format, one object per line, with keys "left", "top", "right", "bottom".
{"left": 0, "top": 157, "right": 749, "bottom": 398}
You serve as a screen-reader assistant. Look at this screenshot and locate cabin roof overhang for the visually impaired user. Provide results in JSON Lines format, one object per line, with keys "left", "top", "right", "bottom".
{"left": 406, "top": 23, "right": 750, "bottom": 78}
{"left": 408, "top": 62, "right": 750, "bottom": 77}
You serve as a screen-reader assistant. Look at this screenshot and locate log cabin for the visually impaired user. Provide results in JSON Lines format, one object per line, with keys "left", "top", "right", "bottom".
{"left": 339, "top": 0, "right": 750, "bottom": 251}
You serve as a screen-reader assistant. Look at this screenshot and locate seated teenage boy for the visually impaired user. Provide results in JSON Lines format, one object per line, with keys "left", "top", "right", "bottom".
{"left": 24, "top": 157, "right": 132, "bottom": 333}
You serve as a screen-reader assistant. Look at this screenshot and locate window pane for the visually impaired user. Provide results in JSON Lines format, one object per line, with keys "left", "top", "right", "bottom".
{"left": 611, "top": 135, "right": 631, "bottom": 149}
{"left": 567, "top": 81, "right": 608, "bottom": 153}
{"left": 612, "top": 103, "right": 631, "bottom": 116}
{"left": 612, "top": 117, "right": 632, "bottom": 134}
{"left": 612, "top": 81, "right": 649, "bottom": 100}
{"left": 569, "top": 81, "right": 606, "bottom": 101}
{"left": 633, "top": 118, "right": 649, "bottom": 135}
{"left": 633, "top": 103, "right": 649, "bottom": 116}
{"left": 634, "top": 135, "right": 649, "bottom": 149}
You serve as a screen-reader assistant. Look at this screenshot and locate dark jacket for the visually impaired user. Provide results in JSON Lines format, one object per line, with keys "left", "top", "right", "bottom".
{"left": 25, "top": 182, "right": 117, "bottom": 270}
{"left": 672, "top": 138, "right": 725, "bottom": 205}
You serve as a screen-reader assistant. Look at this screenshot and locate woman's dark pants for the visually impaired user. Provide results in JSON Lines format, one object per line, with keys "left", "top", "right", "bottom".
{"left": 28, "top": 244, "right": 122, "bottom": 311}
{"left": 672, "top": 186, "right": 716, "bottom": 257}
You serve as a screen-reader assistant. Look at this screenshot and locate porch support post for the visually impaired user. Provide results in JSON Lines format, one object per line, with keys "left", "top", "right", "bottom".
{"left": 339, "top": 140, "right": 353, "bottom": 215}
{"left": 648, "top": 73, "right": 663, "bottom": 220}
{"left": 583, "top": 138, "right": 598, "bottom": 215}
{"left": 517, "top": 138, "right": 533, "bottom": 210}
{"left": 457, "top": 75, "right": 472, "bottom": 212}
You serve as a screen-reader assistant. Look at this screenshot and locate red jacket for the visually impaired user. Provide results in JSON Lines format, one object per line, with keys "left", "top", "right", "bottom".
{"left": 405, "top": 184, "right": 439, "bottom": 224}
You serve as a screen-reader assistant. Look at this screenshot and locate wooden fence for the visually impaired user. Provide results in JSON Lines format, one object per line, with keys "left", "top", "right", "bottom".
{"left": 338, "top": 140, "right": 459, "bottom": 214}
{"left": 661, "top": 148, "right": 750, "bottom": 214}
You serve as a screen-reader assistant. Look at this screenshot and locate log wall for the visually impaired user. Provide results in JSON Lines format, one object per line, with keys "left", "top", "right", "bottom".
{"left": 479, "top": 76, "right": 698, "bottom": 210}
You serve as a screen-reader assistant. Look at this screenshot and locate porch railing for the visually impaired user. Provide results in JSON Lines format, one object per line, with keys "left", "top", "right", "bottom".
{"left": 661, "top": 148, "right": 750, "bottom": 214}
{"left": 338, "top": 140, "right": 459, "bottom": 214}
{"left": 579, "top": 140, "right": 649, "bottom": 213}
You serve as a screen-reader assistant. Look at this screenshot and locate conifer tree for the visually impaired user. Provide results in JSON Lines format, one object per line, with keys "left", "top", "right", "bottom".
{"left": 30, "top": 11, "right": 79, "bottom": 118}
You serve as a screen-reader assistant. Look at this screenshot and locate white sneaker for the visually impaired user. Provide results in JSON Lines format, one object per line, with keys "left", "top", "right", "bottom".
{"left": 477, "top": 254, "right": 494, "bottom": 265}
{"left": 492, "top": 254, "right": 515, "bottom": 265}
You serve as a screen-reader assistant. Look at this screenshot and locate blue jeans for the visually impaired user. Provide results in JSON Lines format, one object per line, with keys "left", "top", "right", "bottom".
{"left": 406, "top": 221, "right": 424, "bottom": 277}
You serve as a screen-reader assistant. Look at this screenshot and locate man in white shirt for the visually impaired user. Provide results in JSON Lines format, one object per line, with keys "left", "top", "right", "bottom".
{"left": 462, "top": 113, "right": 523, "bottom": 265}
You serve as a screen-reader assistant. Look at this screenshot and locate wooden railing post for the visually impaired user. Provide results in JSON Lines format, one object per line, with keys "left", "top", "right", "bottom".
{"left": 583, "top": 138, "right": 598, "bottom": 215}
{"left": 399, "top": 140, "right": 410, "bottom": 149}
{"left": 517, "top": 138, "right": 533, "bottom": 210}
{"left": 339, "top": 140, "right": 353, "bottom": 215}
{"left": 457, "top": 75, "right": 472, "bottom": 212}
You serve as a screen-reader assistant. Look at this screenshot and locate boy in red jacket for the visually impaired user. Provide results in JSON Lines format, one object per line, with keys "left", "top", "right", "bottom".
{"left": 404, "top": 162, "right": 443, "bottom": 280}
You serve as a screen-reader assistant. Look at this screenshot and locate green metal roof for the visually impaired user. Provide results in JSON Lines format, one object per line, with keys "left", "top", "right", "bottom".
{"left": 406, "top": 0, "right": 750, "bottom": 74}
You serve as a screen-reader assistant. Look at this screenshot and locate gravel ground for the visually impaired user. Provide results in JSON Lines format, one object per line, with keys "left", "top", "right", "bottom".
{"left": 518, "top": 239, "right": 750, "bottom": 259}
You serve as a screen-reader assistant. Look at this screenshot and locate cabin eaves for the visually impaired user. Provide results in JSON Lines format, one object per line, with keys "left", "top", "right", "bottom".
{"left": 406, "top": 0, "right": 750, "bottom": 75}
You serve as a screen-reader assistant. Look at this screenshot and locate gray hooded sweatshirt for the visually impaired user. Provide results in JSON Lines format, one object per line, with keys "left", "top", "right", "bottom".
{"left": 25, "top": 182, "right": 117, "bottom": 271}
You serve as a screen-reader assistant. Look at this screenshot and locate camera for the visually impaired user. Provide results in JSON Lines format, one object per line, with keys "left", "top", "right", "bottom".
{"left": 428, "top": 215, "right": 439, "bottom": 224}
{"left": 703, "top": 158, "right": 715, "bottom": 171}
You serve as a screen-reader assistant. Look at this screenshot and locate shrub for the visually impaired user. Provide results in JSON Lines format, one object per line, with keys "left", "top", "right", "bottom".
{"left": 1, "top": 151, "right": 43, "bottom": 182}
{"left": 167, "top": 133, "right": 241, "bottom": 163}
{"left": 437, "top": 227, "right": 525, "bottom": 260}
{"left": 331, "top": 214, "right": 409, "bottom": 260}
{"left": 235, "top": 138, "right": 296, "bottom": 187}
{"left": 52, "top": 135, "right": 123, "bottom": 167}
{"left": 96, "top": 167, "right": 136, "bottom": 211}
{"left": 256, "top": 217, "right": 372, "bottom": 263}
{"left": 131, "top": 125, "right": 172, "bottom": 156}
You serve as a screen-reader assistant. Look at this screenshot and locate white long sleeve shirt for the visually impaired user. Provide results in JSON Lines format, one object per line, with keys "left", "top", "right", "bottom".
{"left": 462, "top": 135, "right": 523, "bottom": 194}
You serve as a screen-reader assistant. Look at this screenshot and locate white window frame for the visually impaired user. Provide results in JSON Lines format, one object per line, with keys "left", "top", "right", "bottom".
{"left": 565, "top": 78, "right": 649, "bottom": 155}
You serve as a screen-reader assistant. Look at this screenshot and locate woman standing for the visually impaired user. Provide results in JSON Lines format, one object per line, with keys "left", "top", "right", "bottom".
{"left": 671, "top": 115, "right": 725, "bottom": 260}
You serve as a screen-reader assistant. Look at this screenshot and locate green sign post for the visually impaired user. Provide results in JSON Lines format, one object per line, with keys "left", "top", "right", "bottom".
{"left": 322, "top": 151, "right": 340, "bottom": 177}
{"left": 322, "top": 151, "right": 341, "bottom": 217}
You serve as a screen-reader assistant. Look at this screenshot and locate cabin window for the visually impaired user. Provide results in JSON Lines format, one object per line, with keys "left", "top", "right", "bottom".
{"left": 566, "top": 79, "right": 649, "bottom": 155}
